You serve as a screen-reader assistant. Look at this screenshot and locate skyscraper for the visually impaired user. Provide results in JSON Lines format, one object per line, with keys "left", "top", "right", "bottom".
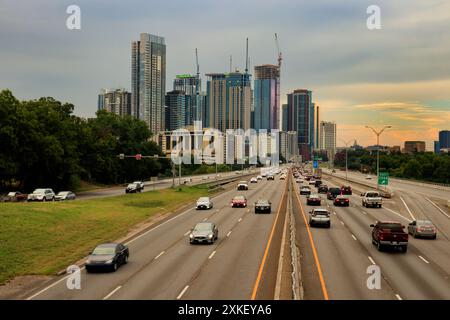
{"left": 206, "top": 71, "right": 251, "bottom": 132}
{"left": 404, "top": 141, "right": 426, "bottom": 153}
{"left": 165, "top": 90, "right": 187, "bottom": 131}
{"left": 287, "top": 89, "right": 315, "bottom": 161}
{"left": 131, "top": 33, "right": 166, "bottom": 134}
{"left": 253, "top": 65, "right": 280, "bottom": 131}
{"left": 319, "top": 121, "right": 337, "bottom": 162}
{"left": 173, "top": 74, "right": 202, "bottom": 125}
{"left": 281, "top": 103, "right": 289, "bottom": 132}
{"left": 97, "top": 88, "right": 131, "bottom": 117}
{"left": 439, "top": 130, "right": 450, "bottom": 149}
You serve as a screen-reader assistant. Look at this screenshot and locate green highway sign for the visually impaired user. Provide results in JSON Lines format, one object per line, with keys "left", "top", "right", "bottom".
{"left": 378, "top": 172, "right": 389, "bottom": 185}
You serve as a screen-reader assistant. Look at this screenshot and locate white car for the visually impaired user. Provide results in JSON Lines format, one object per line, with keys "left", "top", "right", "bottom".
{"left": 250, "top": 177, "right": 258, "bottom": 183}
{"left": 309, "top": 208, "right": 331, "bottom": 228}
{"left": 54, "top": 191, "right": 76, "bottom": 201}
{"left": 365, "top": 175, "right": 372, "bottom": 180}
{"left": 237, "top": 181, "right": 249, "bottom": 190}
{"left": 257, "top": 175, "right": 263, "bottom": 180}
{"left": 133, "top": 181, "right": 145, "bottom": 191}
{"left": 196, "top": 197, "right": 213, "bottom": 210}
{"left": 27, "top": 188, "right": 55, "bottom": 202}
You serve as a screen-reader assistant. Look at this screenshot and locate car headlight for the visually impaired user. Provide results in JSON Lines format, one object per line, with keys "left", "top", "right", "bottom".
{"left": 86, "top": 260, "right": 91, "bottom": 264}
{"left": 189, "top": 234, "right": 194, "bottom": 238}
{"left": 106, "top": 259, "right": 114, "bottom": 264}
{"left": 208, "top": 234, "right": 213, "bottom": 238}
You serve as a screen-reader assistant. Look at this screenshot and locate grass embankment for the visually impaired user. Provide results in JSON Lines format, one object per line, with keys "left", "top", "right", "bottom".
{"left": 0, "top": 185, "right": 211, "bottom": 284}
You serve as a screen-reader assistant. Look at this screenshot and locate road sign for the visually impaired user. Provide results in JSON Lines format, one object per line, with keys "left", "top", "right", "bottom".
{"left": 119, "top": 153, "right": 125, "bottom": 160}
{"left": 313, "top": 160, "right": 319, "bottom": 168}
{"left": 378, "top": 172, "right": 389, "bottom": 185}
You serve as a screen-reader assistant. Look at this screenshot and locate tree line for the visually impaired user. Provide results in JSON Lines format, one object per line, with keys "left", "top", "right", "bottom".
{"left": 334, "top": 148, "right": 450, "bottom": 184}
{"left": 0, "top": 90, "right": 170, "bottom": 192}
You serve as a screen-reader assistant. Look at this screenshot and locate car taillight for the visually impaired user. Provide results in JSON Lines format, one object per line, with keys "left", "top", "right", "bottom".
{"left": 379, "top": 234, "right": 384, "bottom": 240}
{"left": 345, "top": 199, "right": 349, "bottom": 202}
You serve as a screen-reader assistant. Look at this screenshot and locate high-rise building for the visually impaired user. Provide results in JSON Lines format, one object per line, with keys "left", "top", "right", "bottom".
{"left": 165, "top": 90, "right": 186, "bottom": 131}
{"left": 206, "top": 72, "right": 251, "bottom": 132}
{"left": 287, "top": 89, "right": 315, "bottom": 161}
{"left": 253, "top": 65, "right": 280, "bottom": 131}
{"left": 434, "top": 141, "right": 440, "bottom": 153}
{"left": 315, "top": 105, "right": 320, "bottom": 150}
{"left": 173, "top": 74, "right": 202, "bottom": 125}
{"left": 97, "top": 88, "right": 131, "bottom": 117}
{"left": 319, "top": 121, "right": 337, "bottom": 162}
{"left": 131, "top": 33, "right": 166, "bottom": 134}
{"left": 439, "top": 130, "right": 450, "bottom": 149}
{"left": 281, "top": 104, "right": 288, "bottom": 132}
{"left": 404, "top": 141, "right": 426, "bottom": 153}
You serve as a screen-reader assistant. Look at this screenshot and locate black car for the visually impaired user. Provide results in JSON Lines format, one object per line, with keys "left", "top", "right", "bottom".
{"left": 318, "top": 185, "right": 328, "bottom": 194}
{"left": 255, "top": 199, "right": 271, "bottom": 214}
{"left": 327, "top": 187, "right": 341, "bottom": 200}
{"left": 85, "top": 243, "right": 129, "bottom": 272}
{"left": 341, "top": 186, "right": 352, "bottom": 195}
{"left": 314, "top": 180, "right": 322, "bottom": 187}
{"left": 306, "top": 194, "right": 322, "bottom": 206}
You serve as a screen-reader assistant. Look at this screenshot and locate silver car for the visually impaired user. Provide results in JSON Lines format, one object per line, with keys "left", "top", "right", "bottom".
{"left": 55, "top": 191, "right": 76, "bottom": 201}
{"left": 189, "top": 222, "right": 218, "bottom": 244}
{"left": 309, "top": 208, "right": 331, "bottom": 228}
{"left": 196, "top": 197, "right": 213, "bottom": 210}
{"left": 407, "top": 220, "right": 437, "bottom": 239}
{"left": 27, "top": 188, "right": 55, "bottom": 202}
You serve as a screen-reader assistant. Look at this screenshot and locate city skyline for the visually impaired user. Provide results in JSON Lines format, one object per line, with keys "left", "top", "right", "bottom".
{"left": 1, "top": 0, "right": 450, "bottom": 149}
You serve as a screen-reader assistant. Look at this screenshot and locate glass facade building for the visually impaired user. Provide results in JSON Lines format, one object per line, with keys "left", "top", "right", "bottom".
{"left": 253, "top": 65, "right": 280, "bottom": 131}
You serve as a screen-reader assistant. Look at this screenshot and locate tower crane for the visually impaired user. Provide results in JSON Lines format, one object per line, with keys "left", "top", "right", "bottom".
{"left": 275, "top": 33, "right": 282, "bottom": 69}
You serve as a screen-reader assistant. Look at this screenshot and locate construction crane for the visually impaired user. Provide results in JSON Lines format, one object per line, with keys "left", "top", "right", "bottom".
{"left": 245, "top": 37, "right": 249, "bottom": 74}
{"left": 275, "top": 33, "right": 282, "bottom": 69}
{"left": 195, "top": 48, "right": 199, "bottom": 80}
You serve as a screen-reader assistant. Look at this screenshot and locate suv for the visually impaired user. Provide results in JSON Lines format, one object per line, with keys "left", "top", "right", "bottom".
{"left": 125, "top": 183, "right": 140, "bottom": 193}
{"left": 361, "top": 191, "right": 382, "bottom": 208}
{"left": 318, "top": 185, "right": 328, "bottom": 194}
{"left": 309, "top": 209, "right": 331, "bottom": 228}
{"left": 314, "top": 180, "right": 322, "bottom": 187}
{"left": 27, "top": 188, "right": 55, "bottom": 202}
{"left": 327, "top": 187, "right": 341, "bottom": 200}
{"left": 341, "top": 186, "right": 352, "bottom": 195}
{"left": 133, "top": 181, "right": 145, "bottom": 191}
{"left": 370, "top": 221, "right": 408, "bottom": 252}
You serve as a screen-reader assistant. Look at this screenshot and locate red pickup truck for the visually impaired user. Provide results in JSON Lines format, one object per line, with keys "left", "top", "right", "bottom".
{"left": 370, "top": 221, "right": 408, "bottom": 253}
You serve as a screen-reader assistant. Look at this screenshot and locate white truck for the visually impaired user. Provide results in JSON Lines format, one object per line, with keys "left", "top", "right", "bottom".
{"left": 361, "top": 191, "right": 383, "bottom": 208}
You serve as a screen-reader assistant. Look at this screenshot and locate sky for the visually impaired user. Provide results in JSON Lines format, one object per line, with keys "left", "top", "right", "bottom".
{"left": 1, "top": 0, "right": 449, "bottom": 149}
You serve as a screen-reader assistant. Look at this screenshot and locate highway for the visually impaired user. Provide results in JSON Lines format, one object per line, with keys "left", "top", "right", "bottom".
{"left": 26, "top": 175, "right": 288, "bottom": 300}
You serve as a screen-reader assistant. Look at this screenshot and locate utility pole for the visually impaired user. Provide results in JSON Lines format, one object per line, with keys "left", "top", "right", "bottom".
{"left": 365, "top": 126, "right": 392, "bottom": 189}
{"left": 341, "top": 139, "right": 353, "bottom": 181}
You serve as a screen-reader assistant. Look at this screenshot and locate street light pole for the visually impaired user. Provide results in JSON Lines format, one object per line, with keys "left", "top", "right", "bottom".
{"left": 341, "top": 139, "right": 353, "bottom": 181}
{"left": 365, "top": 125, "right": 392, "bottom": 190}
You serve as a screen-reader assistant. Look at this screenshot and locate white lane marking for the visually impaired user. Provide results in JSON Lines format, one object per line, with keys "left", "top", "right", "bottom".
{"left": 418, "top": 255, "right": 430, "bottom": 264}
{"left": 425, "top": 197, "right": 450, "bottom": 219}
{"left": 154, "top": 251, "right": 165, "bottom": 260}
{"left": 238, "top": 217, "right": 242, "bottom": 222}
{"left": 361, "top": 211, "right": 367, "bottom": 215}
{"left": 333, "top": 211, "right": 336, "bottom": 215}
{"left": 368, "top": 256, "right": 376, "bottom": 265}
{"left": 26, "top": 266, "right": 86, "bottom": 300}
{"left": 395, "top": 294, "right": 402, "bottom": 300}
{"left": 177, "top": 285, "right": 189, "bottom": 300}
{"left": 208, "top": 251, "right": 216, "bottom": 259}
{"left": 340, "top": 221, "right": 345, "bottom": 225}
{"left": 400, "top": 196, "right": 416, "bottom": 220}
{"left": 184, "top": 230, "right": 190, "bottom": 236}
{"left": 351, "top": 234, "right": 357, "bottom": 241}
{"left": 202, "top": 217, "right": 208, "bottom": 222}
{"left": 103, "top": 286, "right": 122, "bottom": 300}
{"left": 384, "top": 207, "right": 412, "bottom": 223}
{"left": 227, "top": 231, "right": 232, "bottom": 237}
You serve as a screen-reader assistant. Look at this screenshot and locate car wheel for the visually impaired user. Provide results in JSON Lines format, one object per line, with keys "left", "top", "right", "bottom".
{"left": 413, "top": 231, "right": 417, "bottom": 238}
{"left": 86, "top": 268, "right": 91, "bottom": 273}
{"left": 112, "top": 262, "right": 118, "bottom": 271}
{"left": 377, "top": 241, "right": 383, "bottom": 251}
{"left": 42, "top": 197, "right": 46, "bottom": 202}
{"left": 327, "top": 223, "right": 331, "bottom": 228}
{"left": 124, "top": 254, "right": 129, "bottom": 264}
{"left": 52, "top": 197, "right": 55, "bottom": 201}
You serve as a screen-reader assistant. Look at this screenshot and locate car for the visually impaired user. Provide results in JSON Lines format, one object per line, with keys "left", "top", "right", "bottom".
{"left": 133, "top": 181, "right": 145, "bottom": 191}
{"left": 341, "top": 186, "right": 352, "bottom": 195}
{"left": 254, "top": 199, "right": 271, "bottom": 214}
{"left": 231, "top": 195, "right": 247, "bottom": 207}
{"left": 189, "top": 222, "right": 218, "bottom": 244}
{"left": 280, "top": 174, "right": 286, "bottom": 180}
{"left": 314, "top": 180, "right": 322, "bottom": 187}
{"left": 300, "top": 186, "right": 311, "bottom": 195}
{"left": 327, "top": 187, "right": 341, "bottom": 200}
{"left": 366, "top": 175, "right": 373, "bottom": 180}
{"left": 306, "top": 194, "right": 321, "bottom": 206}
{"left": 267, "top": 174, "right": 275, "bottom": 180}
{"left": 237, "top": 181, "right": 249, "bottom": 190}
{"left": 371, "top": 221, "right": 408, "bottom": 252}
{"left": 196, "top": 197, "right": 213, "bottom": 210}
{"left": 407, "top": 220, "right": 437, "bottom": 239}
{"left": 250, "top": 177, "right": 258, "bottom": 183}
{"left": 295, "top": 178, "right": 302, "bottom": 183}
{"left": 309, "top": 179, "right": 316, "bottom": 185}
{"left": 318, "top": 185, "right": 328, "bottom": 194}
{"left": 54, "top": 191, "right": 76, "bottom": 201}
{"left": 361, "top": 191, "right": 382, "bottom": 208}
{"left": 3, "top": 191, "right": 28, "bottom": 202}
{"left": 125, "top": 183, "right": 140, "bottom": 193}
{"left": 309, "top": 209, "right": 331, "bottom": 228}
{"left": 85, "top": 243, "right": 129, "bottom": 273}
{"left": 334, "top": 195, "right": 349, "bottom": 206}
{"left": 27, "top": 188, "right": 55, "bottom": 202}
{"left": 257, "top": 175, "right": 263, "bottom": 180}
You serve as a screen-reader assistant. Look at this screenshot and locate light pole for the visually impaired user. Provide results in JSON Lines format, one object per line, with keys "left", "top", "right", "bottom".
{"left": 341, "top": 139, "right": 353, "bottom": 181}
{"left": 365, "top": 125, "right": 392, "bottom": 190}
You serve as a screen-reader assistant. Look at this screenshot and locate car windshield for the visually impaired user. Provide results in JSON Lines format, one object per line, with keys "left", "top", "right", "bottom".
{"left": 7, "top": 192, "right": 16, "bottom": 197}
{"left": 417, "top": 220, "right": 433, "bottom": 226}
{"left": 128, "top": 184, "right": 137, "bottom": 188}
{"left": 379, "top": 223, "right": 403, "bottom": 231}
{"left": 58, "top": 192, "right": 69, "bottom": 196}
{"left": 198, "top": 197, "right": 209, "bottom": 202}
{"left": 367, "top": 193, "right": 379, "bottom": 197}
{"left": 310, "top": 194, "right": 319, "bottom": 198}
{"left": 239, "top": 181, "right": 247, "bottom": 184}
{"left": 194, "top": 223, "right": 213, "bottom": 231}
{"left": 92, "top": 246, "right": 116, "bottom": 255}
{"left": 314, "top": 210, "right": 329, "bottom": 216}
{"left": 33, "top": 189, "right": 46, "bottom": 194}
{"left": 257, "top": 200, "right": 269, "bottom": 205}
{"left": 329, "top": 188, "right": 340, "bottom": 193}
{"left": 234, "top": 196, "right": 245, "bottom": 201}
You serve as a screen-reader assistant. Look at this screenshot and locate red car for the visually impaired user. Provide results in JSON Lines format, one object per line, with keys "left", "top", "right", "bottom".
{"left": 341, "top": 186, "right": 352, "bottom": 195}
{"left": 334, "top": 195, "right": 350, "bottom": 206}
{"left": 306, "top": 194, "right": 321, "bottom": 206}
{"left": 3, "top": 191, "right": 28, "bottom": 202}
{"left": 231, "top": 195, "right": 247, "bottom": 208}
{"left": 370, "top": 221, "right": 408, "bottom": 253}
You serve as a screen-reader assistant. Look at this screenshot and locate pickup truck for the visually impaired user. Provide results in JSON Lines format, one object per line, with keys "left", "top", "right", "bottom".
{"left": 361, "top": 191, "right": 382, "bottom": 208}
{"left": 370, "top": 221, "right": 408, "bottom": 252}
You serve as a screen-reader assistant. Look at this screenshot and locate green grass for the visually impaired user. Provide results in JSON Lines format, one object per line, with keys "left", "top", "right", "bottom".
{"left": 0, "top": 185, "right": 211, "bottom": 284}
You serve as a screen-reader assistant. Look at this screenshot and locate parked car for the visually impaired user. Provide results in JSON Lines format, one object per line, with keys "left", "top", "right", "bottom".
{"left": 318, "top": 185, "right": 328, "bottom": 194}
{"left": 309, "top": 209, "right": 331, "bottom": 228}
{"left": 85, "top": 243, "right": 129, "bottom": 273}
{"left": 189, "top": 222, "right": 218, "bottom": 244}
{"left": 334, "top": 195, "right": 349, "bottom": 207}
{"left": 237, "top": 181, "right": 249, "bottom": 190}
{"left": 371, "top": 221, "right": 408, "bottom": 252}
{"left": 407, "top": 220, "right": 437, "bottom": 239}
{"left": 254, "top": 199, "right": 271, "bottom": 214}
{"left": 341, "top": 186, "right": 352, "bottom": 195}
{"left": 327, "top": 187, "right": 341, "bottom": 200}
{"left": 3, "top": 191, "right": 28, "bottom": 202}
{"left": 27, "top": 188, "right": 55, "bottom": 202}
{"left": 54, "top": 191, "right": 76, "bottom": 201}
{"left": 250, "top": 177, "right": 258, "bottom": 183}
{"left": 196, "top": 197, "right": 213, "bottom": 210}
{"left": 231, "top": 195, "right": 247, "bottom": 207}
{"left": 300, "top": 186, "right": 311, "bottom": 195}
{"left": 125, "top": 183, "right": 140, "bottom": 193}
{"left": 361, "top": 191, "right": 382, "bottom": 208}
{"left": 306, "top": 194, "right": 321, "bottom": 206}
{"left": 133, "top": 181, "right": 145, "bottom": 191}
